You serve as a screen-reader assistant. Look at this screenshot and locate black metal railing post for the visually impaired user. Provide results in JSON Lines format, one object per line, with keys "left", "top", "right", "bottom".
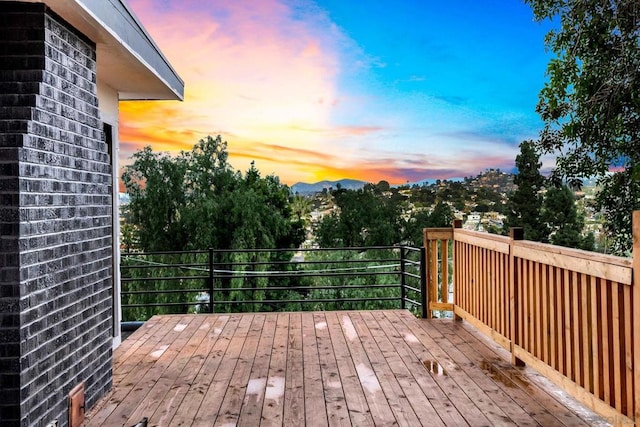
{"left": 420, "top": 246, "right": 427, "bottom": 318}
{"left": 208, "top": 248, "right": 215, "bottom": 313}
{"left": 400, "top": 246, "right": 406, "bottom": 309}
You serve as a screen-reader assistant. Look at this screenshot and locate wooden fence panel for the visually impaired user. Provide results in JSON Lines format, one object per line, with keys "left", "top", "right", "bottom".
{"left": 424, "top": 228, "right": 454, "bottom": 318}
{"left": 511, "top": 241, "right": 633, "bottom": 421}
{"left": 450, "top": 229, "right": 511, "bottom": 350}
{"left": 425, "top": 215, "right": 638, "bottom": 423}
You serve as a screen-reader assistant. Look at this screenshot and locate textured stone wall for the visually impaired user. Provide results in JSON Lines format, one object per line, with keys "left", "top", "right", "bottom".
{"left": 0, "top": 3, "right": 113, "bottom": 425}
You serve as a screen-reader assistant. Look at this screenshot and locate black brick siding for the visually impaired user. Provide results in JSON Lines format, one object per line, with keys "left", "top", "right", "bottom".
{"left": 0, "top": 3, "right": 113, "bottom": 425}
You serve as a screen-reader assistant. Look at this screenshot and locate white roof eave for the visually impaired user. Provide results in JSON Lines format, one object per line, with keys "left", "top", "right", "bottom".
{"left": 13, "top": 0, "right": 185, "bottom": 101}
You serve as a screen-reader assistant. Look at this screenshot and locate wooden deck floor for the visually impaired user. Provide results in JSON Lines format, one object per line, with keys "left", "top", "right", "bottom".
{"left": 85, "top": 310, "right": 609, "bottom": 426}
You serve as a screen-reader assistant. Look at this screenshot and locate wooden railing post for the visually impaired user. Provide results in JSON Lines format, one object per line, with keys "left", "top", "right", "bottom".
{"left": 420, "top": 246, "right": 428, "bottom": 318}
{"left": 400, "top": 246, "right": 407, "bottom": 310}
{"left": 509, "top": 227, "right": 524, "bottom": 367}
{"left": 424, "top": 226, "right": 455, "bottom": 318}
{"left": 633, "top": 211, "right": 640, "bottom": 423}
{"left": 453, "top": 219, "right": 462, "bottom": 321}
{"left": 424, "top": 227, "right": 434, "bottom": 319}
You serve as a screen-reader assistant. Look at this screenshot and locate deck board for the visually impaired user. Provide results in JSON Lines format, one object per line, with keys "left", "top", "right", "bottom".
{"left": 86, "top": 310, "right": 609, "bottom": 426}
{"left": 261, "top": 313, "right": 290, "bottom": 426}
{"left": 314, "top": 312, "right": 350, "bottom": 426}
{"left": 282, "top": 312, "right": 305, "bottom": 426}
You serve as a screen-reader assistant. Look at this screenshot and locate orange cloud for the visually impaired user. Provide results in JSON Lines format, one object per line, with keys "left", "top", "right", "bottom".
{"left": 122, "top": 0, "right": 341, "bottom": 162}
{"left": 119, "top": 0, "right": 522, "bottom": 188}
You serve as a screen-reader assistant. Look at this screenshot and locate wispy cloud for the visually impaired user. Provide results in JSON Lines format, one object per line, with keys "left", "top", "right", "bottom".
{"left": 122, "top": 0, "right": 343, "bottom": 158}
{"left": 432, "top": 95, "right": 468, "bottom": 106}
{"left": 119, "top": 0, "right": 548, "bottom": 186}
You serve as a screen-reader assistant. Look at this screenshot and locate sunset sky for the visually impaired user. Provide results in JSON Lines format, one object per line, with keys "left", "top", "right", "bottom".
{"left": 120, "top": 0, "right": 553, "bottom": 185}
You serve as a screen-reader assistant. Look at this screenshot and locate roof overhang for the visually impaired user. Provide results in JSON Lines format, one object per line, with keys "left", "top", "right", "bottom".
{"left": 9, "top": 0, "right": 184, "bottom": 101}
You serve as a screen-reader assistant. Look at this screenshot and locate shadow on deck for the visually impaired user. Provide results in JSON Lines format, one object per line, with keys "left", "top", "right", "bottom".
{"left": 85, "top": 310, "right": 609, "bottom": 426}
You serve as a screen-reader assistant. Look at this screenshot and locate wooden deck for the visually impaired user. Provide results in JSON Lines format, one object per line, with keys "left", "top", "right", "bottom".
{"left": 85, "top": 310, "right": 609, "bottom": 426}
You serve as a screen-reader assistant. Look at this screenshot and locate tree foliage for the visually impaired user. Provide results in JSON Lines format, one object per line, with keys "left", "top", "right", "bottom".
{"left": 315, "top": 183, "right": 403, "bottom": 247}
{"left": 120, "top": 136, "right": 306, "bottom": 318}
{"left": 526, "top": 0, "right": 640, "bottom": 254}
{"left": 506, "top": 140, "right": 548, "bottom": 241}
{"left": 403, "top": 201, "right": 455, "bottom": 247}
{"left": 122, "top": 135, "right": 304, "bottom": 252}
{"left": 542, "top": 185, "right": 594, "bottom": 250}
{"left": 314, "top": 181, "right": 454, "bottom": 248}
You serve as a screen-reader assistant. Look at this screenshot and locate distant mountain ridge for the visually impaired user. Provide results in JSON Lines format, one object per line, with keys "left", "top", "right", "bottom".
{"left": 291, "top": 179, "right": 366, "bottom": 194}
{"left": 291, "top": 177, "right": 471, "bottom": 194}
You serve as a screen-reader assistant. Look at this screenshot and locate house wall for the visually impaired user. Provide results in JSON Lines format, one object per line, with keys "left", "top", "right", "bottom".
{"left": 97, "top": 82, "right": 121, "bottom": 348}
{"left": 0, "top": 3, "right": 113, "bottom": 425}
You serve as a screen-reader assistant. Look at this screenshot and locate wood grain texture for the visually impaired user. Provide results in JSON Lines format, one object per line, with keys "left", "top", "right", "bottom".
{"left": 86, "top": 311, "right": 606, "bottom": 426}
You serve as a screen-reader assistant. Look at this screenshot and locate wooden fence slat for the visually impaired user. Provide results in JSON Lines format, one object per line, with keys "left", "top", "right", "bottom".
{"left": 590, "top": 276, "right": 600, "bottom": 400}
{"left": 462, "top": 243, "right": 469, "bottom": 310}
{"left": 611, "top": 282, "right": 622, "bottom": 412}
{"left": 471, "top": 245, "right": 477, "bottom": 319}
{"left": 428, "top": 239, "right": 437, "bottom": 318}
{"left": 465, "top": 242, "right": 470, "bottom": 313}
{"left": 442, "top": 239, "right": 449, "bottom": 304}
{"left": 580, "top": 273, "right": 591, "bottom": 392}
{"left": 571, "top": 271, "right": 580, "bottom": 384}
{"left": 534, "top": 263, "right": 541, "bottom": 359}
{"left": 454, "top": 241, "right": 460, "bottom": 313}
{"left": 487, "top": 248, "right": 492, "bottom": 326}
{"left": 462, "top": 242, "right": 467, "bottom": 312}
{"left": 558, "top": 267, "right": 566, "bottom": 376}
{"left": 623, "top": 283, "right": 632, "bottom": 416}
{"left": 517, "top": 258, "right": 523, "bottom": 350}
{"left": 487, "top": 249, "right": 492, "bottom": 328}
{"left": 481, "top": 248, "right": 486, "bottom": 324}
{"left": 492, "top": 250, "right": 497, "bottom": 332}
{"left": 497, "top": 252, "right": 502, "bottom": 336}
{"left": 499, "top": 253, "right": 506, "bottom": 336}
{"left": 541, "top": 264, "right": 549, "bottom": 365}
{"left": 601, "top": 280, "right": 611, "bottom": 405}
{"left": 528, "top": 260, "right": 534, "bottom": 353}
{"left": 549, "top": 266, "right": 557, "bottom": 371}
{"left": 563, "top": 269, "right": 572, "bottom": 380}
{"left": 519, "top": 258, "right": 525, "bottom": 351}
{"left": 460, "top": 242, "right": 465, "bottom": 312}
{"left": 633, "top": 211, "right": 640, "bottom": 422}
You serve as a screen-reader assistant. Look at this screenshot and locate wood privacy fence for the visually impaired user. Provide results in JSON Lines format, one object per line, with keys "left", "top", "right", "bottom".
{"left": 424, "top": 212, "right": 640, "bottom": 425}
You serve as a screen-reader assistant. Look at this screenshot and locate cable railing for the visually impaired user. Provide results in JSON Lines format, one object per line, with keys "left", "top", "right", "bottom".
{"left": 120, "top": 245, "right": 426, "bottom": 321}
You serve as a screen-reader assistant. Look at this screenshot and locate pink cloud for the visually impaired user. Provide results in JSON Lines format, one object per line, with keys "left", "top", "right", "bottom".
{"left": 119, "top": 1, "right": 519, "bottom": 187}
{"left": 123, "top": 0, "right": 343, "bottom": 160}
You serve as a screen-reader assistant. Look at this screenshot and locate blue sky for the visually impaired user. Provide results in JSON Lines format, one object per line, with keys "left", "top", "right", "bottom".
{"left": 122, "top": 0, "right": 554, "bottom": 184}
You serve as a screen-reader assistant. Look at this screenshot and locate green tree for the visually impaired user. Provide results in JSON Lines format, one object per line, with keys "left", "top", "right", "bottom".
{"left": 123, "top": 136, "right": 303, "bottom": 252}
{"left": 430, "top": 201, "right": 454, "bottom": 227}
{"left": 315, "top": 185, "right": 403, "bottom": 247}
{"left": 291, "top": 194, "right": 312, "bottom": 228}
{"left": 526, "top": 0, "right": 640, "bottom": 254}
{"left": 506, "top": 141, "right": 548, "bottom": 241}
{"left": 403, "top": 201, "right": 454, "bottom": 247}
{"left": 122, "top": 146, "right": 188, "bottom": 251}
{"left": 542, "top": 185, "right": 593, "bottom": 250}
{"left": 121, "top": 136, "right": 305, "bottom": 317}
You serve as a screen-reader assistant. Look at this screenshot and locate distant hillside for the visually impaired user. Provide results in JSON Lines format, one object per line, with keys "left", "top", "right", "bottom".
{"left": 291, "top": 179, "right": 366, "bottom": 194}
